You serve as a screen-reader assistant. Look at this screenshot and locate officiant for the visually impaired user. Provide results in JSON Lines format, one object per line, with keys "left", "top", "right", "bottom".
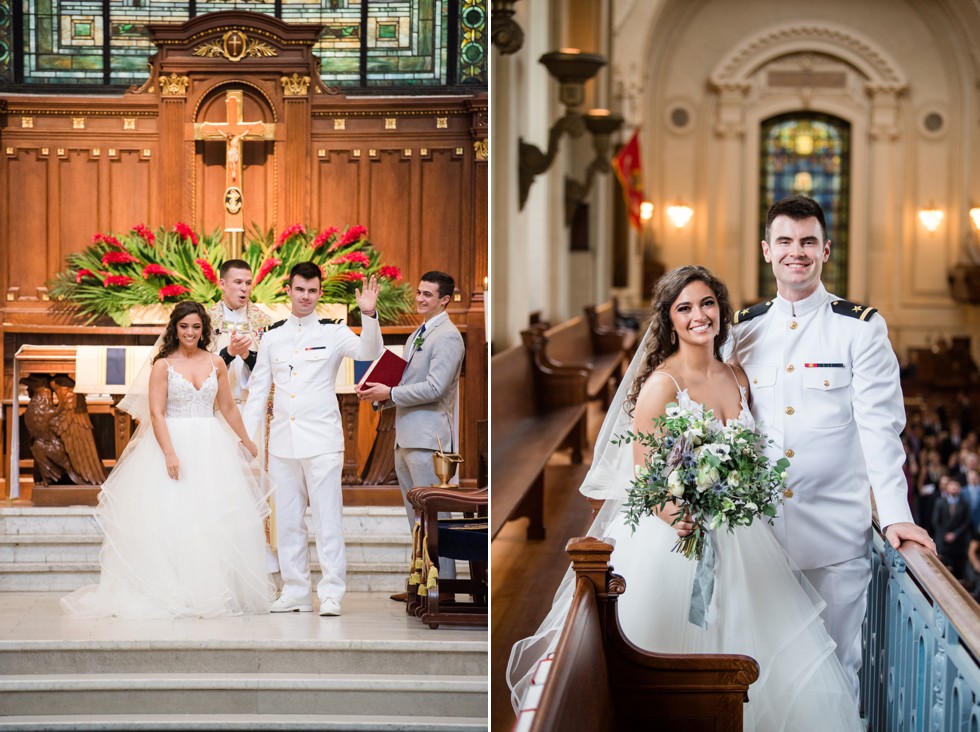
{"left": 206, "top": 259, "right": 271, "bottom": 407}
{"left": 357, "top": 271, "right": 465, "bottom": 600}
{"left": 243, "top": 262, "right": 383, "bottom": 618}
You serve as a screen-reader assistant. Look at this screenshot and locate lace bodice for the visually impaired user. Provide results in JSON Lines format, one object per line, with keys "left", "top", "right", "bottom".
{"left": 165, "top": 362, "right": 217, "bottom": 419}
{"left": 674, "top": 386, "right": 755, "bottom": 430}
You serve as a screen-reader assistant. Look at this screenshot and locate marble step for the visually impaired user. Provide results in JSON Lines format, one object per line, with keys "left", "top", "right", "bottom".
{"left": 0, "top": 506, "right": 412, "bottom": 538}
{"left": 0, "top": 533, "right": 412, "bottom": 565}
{"left": 0, "top": 673, "right": 488, "bottom": 717}
{"left": 0, "top": 638, "right": 488, "bottom": 678}
{"left": 0, "top": 561, "right": 411, "bottom": 593}
{"left": 0, "top": 714, "right": 488, "bottom": 731}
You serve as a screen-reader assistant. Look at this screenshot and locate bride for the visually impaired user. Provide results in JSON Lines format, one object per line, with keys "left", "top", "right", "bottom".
{"left": 62, "top": 301, "right": 274, "bottom": 618}
{"left": 508, "top": 266, "right": 861, "bottom": 730}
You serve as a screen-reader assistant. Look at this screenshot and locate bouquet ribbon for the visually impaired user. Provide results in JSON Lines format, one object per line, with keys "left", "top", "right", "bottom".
{"left": 688, "top": 529, "right": 717, "bottom": 629}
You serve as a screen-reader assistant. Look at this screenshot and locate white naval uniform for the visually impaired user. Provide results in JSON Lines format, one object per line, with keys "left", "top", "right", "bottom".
{"left": 242, "top": 312, "right": 383, "bottom": 604}
{"left": 730, "top": 282, "right": 914, "bottom": 697}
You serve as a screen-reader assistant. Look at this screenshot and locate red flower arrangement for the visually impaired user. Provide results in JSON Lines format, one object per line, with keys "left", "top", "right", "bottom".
{"left": 75, "top": 268, "right": 97, "bottom": 284}
{"left": 104, "top": 275, "right": 134, "bottom": 287}
{"left": 142, "top": 264, "right": 178, "bottom": 278}
{"left": 311, "top": 227, "right": 339, "bottom": 250}
{"left": 158, "top": 284, "right": 191, "bottom": 301}
{"left": 255, "top": 257, "right": 282, "bottom": 285}
{"left": 92, "top": 233, "right": 124, "bottom": 249}
{"left": 102, "top": 250, "right": 140, "bottom": 266}
{"left": 344, "top": 271, "right": 365, "bottom": 282}
{"left": 331, "top": 251, "right": 371, "bottom": 267}
{"left": 173, "top": 222, "right": 199, "bottom": 246}
{"left": 274, "top": 223, "right": 307, "bottom": 249}
{"left": 378, "top": 265, "right": 402, "bottom": 281}
{"left": 333, "top": 225, "right": 367, "bottom": 251}
{"left": 132, "top": 223, "right": 155, "bottom": 245}
{"left": 195, "top": 258, "right": 218, "bottom": 285}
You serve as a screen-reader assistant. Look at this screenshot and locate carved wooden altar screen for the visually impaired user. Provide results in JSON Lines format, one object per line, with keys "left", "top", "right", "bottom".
{"left": 0, "top": 11, "right": 488, "bottom": 500}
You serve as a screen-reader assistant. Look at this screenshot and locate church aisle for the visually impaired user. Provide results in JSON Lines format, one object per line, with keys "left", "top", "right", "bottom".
{"left": 0, "top": 592, "right": 487, "bottom": 730}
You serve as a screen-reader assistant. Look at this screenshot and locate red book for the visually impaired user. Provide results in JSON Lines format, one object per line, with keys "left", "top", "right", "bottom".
{"left": 356, "top": 348, "right": 408, "bottom": 403}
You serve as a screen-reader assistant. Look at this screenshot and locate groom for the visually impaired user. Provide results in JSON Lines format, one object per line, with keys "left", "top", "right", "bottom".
{"left": 729, "top": 194, "right": 934, "bottom": 698}
{"left": 243, "top": 262, "right": 384, "bottom": 617}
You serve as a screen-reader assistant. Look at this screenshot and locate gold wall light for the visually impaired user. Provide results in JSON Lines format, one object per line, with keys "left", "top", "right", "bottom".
{"left": 666, "top": 204, "right": 694, "bottom": 229}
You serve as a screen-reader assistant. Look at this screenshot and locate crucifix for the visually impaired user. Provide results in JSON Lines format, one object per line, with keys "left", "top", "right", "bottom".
{"left": 194, "top": 90, "right": 275, "bottom": 256}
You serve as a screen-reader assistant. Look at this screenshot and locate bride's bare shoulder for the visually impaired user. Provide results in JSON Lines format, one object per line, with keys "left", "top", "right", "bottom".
{"left": 635, "top": 370, "right": 679, "bottom": 419}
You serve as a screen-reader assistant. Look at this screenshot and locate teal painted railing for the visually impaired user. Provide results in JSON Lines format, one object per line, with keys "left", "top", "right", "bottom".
{"left": 862, "top": 520, "right": 980, "bottom": 731}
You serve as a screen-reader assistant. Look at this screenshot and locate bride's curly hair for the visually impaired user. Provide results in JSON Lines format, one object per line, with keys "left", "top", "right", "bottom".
{"left": 626, "top": 265, "right": 733, "bottom": 414}
{"left": 152, "top": 301, "right": 214, "bottom": 363}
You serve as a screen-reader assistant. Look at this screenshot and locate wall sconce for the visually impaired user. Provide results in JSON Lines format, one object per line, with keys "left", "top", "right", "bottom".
{"left": 491, "top": 0, "right": 524, "bottom": 55}
{"left": 918, "top": 204, "right": 944, "bottom": 233}
{"left": 518, "top": 49, "right": 607, "bottom": 209}
{"left": 666, "top": 204, "right": 694, "bottom": 229}
{"left": 563, "top": 109, "right": 624, "bottom": 223}
{"left": 640, "top": 201, "right": 655, "bottom": 222}
{"left": 969, "top": 206, "right": 980, "bottom": 232}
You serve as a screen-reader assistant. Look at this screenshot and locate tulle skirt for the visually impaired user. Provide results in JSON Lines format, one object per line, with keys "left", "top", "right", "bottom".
{"left": 62, "top": 417, "right": 274, "bottom": 618}
{"left": 611, "top": 513, "right": 862, "bottom": 731}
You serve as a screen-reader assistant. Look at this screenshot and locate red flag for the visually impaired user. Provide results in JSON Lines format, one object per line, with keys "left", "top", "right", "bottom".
{"left": 612, "top": 130, "right": 645, "bottom": 231}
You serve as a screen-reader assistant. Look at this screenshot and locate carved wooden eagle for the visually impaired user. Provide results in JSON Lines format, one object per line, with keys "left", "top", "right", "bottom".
{"left": 20, "top": 374, "right": 106, "bottom": 486}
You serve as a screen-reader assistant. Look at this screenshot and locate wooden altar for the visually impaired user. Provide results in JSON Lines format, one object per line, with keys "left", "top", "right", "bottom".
{"left": 0, "top": 11, "right": 488, "bottom": 504}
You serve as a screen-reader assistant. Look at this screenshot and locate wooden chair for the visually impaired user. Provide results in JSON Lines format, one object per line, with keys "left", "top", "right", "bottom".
{"left": 406, "top": 485, "right": 488, "bottom": 629}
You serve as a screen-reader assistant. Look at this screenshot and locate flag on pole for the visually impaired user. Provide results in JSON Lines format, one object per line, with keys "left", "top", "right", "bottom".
{"left": 612, "top": 130, "right": 645, "bottom": 231}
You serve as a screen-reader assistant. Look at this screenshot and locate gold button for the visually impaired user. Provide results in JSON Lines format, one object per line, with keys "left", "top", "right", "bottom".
{"left": 293, "top": 349, "right": 299, "bottom": 354}
{"left": 290, "top": 415, "right": 296, "bottom": 421}
{"left": 785, "top": 406, "right": 795, "bottom": 415}
{"left": 290, "top": 394, "right": 295, "bottom": 398}
{"left": 785, "top": 449, "right": 795, "bottom": 458}
{"left": 786, "top": 364, "right": 795, "bottom": 373}
{"left": 753, "top": 378, "right": 758, "bottom": 385}
{"left": 790, "top": 321, "right": 798, "bottom": 330}
{"left": 823, "top": 380, "right": 830, "bottom": 387}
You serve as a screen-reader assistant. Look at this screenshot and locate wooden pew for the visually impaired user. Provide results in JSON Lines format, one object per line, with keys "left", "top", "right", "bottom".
{"left": 514, "top": 537, "right": 759, "bottom": 731}
{"left": 491, "top": 332, "right": 589, "bottom": 540}
{"left": 540, "top": 302, "right": 633, "bottom": 407}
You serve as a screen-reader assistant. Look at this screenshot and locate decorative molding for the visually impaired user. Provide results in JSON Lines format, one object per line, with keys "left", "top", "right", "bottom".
{"left": 21, "top": 117, "right": 33, "bottom": 128}
{"left": 473, "top": 138, "right": 488, "bottom": 161}
{"left": 142, "top": 149, "right": 151, "bottom": 158}
{"left": 57, "top": 148, "right": 66, "bottom": 157}
{"left": 160, "top": 72, "right": 191, "bottom": 97}
{"left": 280, "top": 72, "right": 311, "bottom": 96}
{"left": 72, "top": 117, "right": 85, "bottom": 129}
{"left": 436, "top": 117, "right": 448, "bottom": 129}
{"left": 108, "top": 149, "right": 118, "bottom": 157}
{"left": 420, "top": 148, "right": 428, "bottom": 156}
{"left": 5, "top": 147, "right": 14, "bottom": 156}
{"left": 455, "top": 147, "right": 464, "bottom": 156}
{"left": 192, "top": 30, "right": 278, "bottom": 62}
{"left": 40, "top": 148, "right": 49, "bottom": 157}
{"left": 317, "top": 149, "right": 326, "bottom": 157}
{"left": 404, "top": 148, "right": 412, "bottom": 156}
{"left": 334, "top": 118, "right": 346, "bottom": 130}
{"left": 368, "top": 149, "right": 377, "bottom": 157}
{"left": 710, "top": 21, "right": 907, "bottom": 89}
{"left": 353, "top": 149, "right": 361, "bottom": 157}
{"left": 91, "top": 148, "right": 101, "bottom": 158}
{"left": 123, "top": 118, "right": 136, "bottom": 130}
{"left": 385, "top": 118, "right": 397, "bottom": 130}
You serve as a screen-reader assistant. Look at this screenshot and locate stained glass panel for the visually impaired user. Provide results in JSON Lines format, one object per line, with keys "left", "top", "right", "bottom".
{"left": 0, "top": 0, "right": 486, "bottom": 89}
{"left": 758, "top": 113, "right": 851, "bottom": 298}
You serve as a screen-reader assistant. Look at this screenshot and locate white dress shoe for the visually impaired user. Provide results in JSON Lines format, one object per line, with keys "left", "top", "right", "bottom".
{"left": 319, "top": 598, "right": 342, "bottom": 617}
{"left": 270, "top": 594, "right": 313, "bottom": 613}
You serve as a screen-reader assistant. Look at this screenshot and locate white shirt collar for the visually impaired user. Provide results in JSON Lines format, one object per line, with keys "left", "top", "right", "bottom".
{"left": 773, "top": 282, "right": 830, "bottom": 317}
{"left": 291, "top": 311, "right": 320, "bottom": 328}
{"left": 422, "top": 310, "right": 449, "bottom": 331}
{"left": 222, "top": 302, "right": 247, "bottom": 318}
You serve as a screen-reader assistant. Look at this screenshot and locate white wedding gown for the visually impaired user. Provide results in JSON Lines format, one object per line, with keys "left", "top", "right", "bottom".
{"left": 62, "top": 361, "right": 274, "bottom": 618}
{"left": 510, "top": 386, "right": 862, "bottom": 731}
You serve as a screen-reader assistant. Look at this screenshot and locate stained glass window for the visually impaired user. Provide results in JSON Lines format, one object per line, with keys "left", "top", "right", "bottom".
{"left": 758, "top": 113, "right": 851, "bottom": 298}
{"left": 0, "top": 0, "right": 486, "bottom": 90}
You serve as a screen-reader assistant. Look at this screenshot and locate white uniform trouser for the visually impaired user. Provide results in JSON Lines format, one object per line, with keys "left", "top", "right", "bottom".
{"left": 269, "top": 452, "right": 346, "bottom": 602}
{"left": 801, "top": 554, "right": 872, "bottom": 701}
{"left": 394, "top": 447, "right": 456, "bottom": 580}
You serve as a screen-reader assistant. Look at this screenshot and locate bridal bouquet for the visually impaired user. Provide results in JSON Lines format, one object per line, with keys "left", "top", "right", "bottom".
{"left": 615, "top": 402, "right": 791, "bottom": 562}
